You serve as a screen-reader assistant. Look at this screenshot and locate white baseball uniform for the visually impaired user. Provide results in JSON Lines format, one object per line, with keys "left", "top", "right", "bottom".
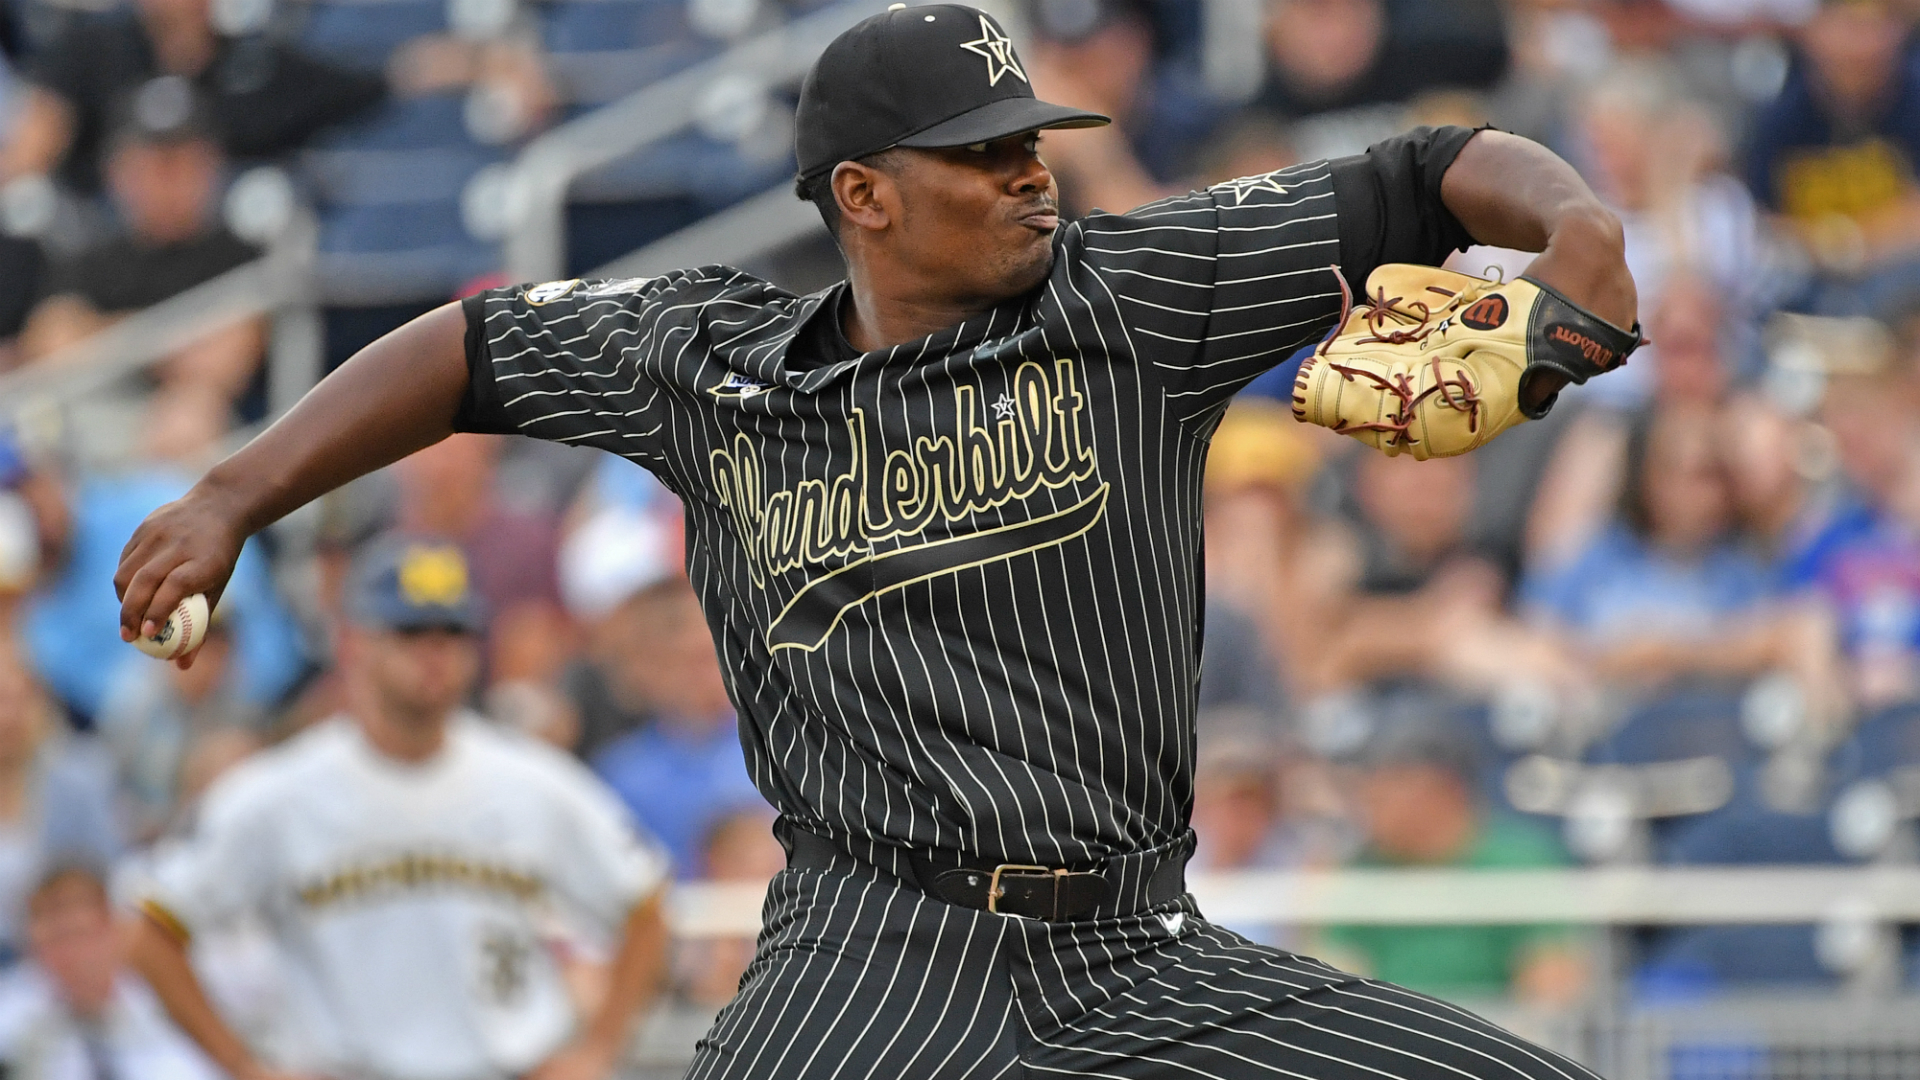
{"left": 139, "top": 714, "right": 667, "bottom": 1080}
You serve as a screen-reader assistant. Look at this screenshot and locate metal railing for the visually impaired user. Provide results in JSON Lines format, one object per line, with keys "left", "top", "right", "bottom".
{"left": 0, "top": 217, "right": 321, "bottom": 460}
{"left": 0, "top": 0, "right": 874, "bottom": 451}
{"left": 624, "top": 998, "right": 1920, "bottom": 1080}
{"left": 0, "top": 0, "right": 1264, "bottom": 435}
{"left": 500, "top": 0, "right": 904, "bottom": 284}
{"left": 665, "top": 865, "right": 1920, "bottom": 938}
{"left": 589, "top": 184, "right": 826, "bottom": 279}
{"left": 560, "top": 0, "right": 1267, "bottom": 289}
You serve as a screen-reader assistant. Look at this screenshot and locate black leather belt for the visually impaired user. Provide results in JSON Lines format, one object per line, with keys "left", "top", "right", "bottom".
{"left": 783, "top": 824, "right": 1191, "bottom": 922}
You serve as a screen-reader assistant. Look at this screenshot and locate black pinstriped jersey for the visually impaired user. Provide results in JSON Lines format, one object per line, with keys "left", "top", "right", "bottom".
{"left": 458, "top": 130, "right": 1475, "bottom": 866}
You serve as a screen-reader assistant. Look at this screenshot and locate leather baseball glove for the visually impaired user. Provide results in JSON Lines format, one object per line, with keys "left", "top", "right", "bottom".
{"left": 1291, "top": 264, "right": 1642, "bottom": 460}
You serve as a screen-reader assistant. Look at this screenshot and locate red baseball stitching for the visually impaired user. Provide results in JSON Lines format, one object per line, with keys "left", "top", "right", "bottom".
{"left": 172, "top": 604, "right": 195, "bottom": 658}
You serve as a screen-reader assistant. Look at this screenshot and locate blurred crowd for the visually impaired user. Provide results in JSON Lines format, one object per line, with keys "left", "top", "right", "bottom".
{"left": 2, "top": 0, "right": 1920, "bottom": 1072}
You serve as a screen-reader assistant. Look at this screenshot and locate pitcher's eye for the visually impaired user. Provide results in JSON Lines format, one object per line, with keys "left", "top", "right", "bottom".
{"left": 965, "top": 142, "right": 988, "bottom": 153}
{"left": 1024, "top": 136, "right": 1040, "bottom": 153}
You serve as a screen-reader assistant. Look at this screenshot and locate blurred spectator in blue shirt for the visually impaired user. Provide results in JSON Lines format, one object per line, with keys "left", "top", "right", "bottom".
{"left": 594, "top": 715, "right": 760, "bottom": 880}
{"left": 1781, "top": 368, "right": 1920, "bottom": 709}
{"left": 565, "top": 504, "right": 760, "bottom": 875}
{"left": 1722, "top": 393, "right": 1844, "bottom": 588}
{"left": 1524, "top": 408, "right": 1824, "bottom": 694}
{"left": 21, "top": 393, "right": 303, "bottom": 725}
{"left": 1526, "top": 271, "right": 1740, "bottom": 575}
{"left": 588, "top": 568, "right": 760, "bottom": 878}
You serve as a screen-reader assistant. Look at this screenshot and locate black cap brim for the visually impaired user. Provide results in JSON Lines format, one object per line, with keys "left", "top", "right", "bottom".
{"left": 349, "top": 595, "right": 485, "bottom": 635}
{"left": 895, "top": 96, "right": 1109, "bottom": 149}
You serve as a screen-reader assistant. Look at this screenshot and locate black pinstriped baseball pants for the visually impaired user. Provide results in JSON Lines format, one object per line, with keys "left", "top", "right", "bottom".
{"left": 684, "top": 855, "right": 1602, "bottom": 1080}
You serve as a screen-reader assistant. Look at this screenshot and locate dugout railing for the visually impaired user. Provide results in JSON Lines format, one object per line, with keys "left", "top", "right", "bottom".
{"left": 667, "top": 865, "right": 1920, "bottom": 941}
{"left": 500, "top": 0, "right": 1270, "bottom": 284}
{"left": 638, "top": 867, "right": 1920, "bottom": 1080}
{"left": 0, "top": 210, "right": 323, "bottom": 465}
{"left": 0, "top": 0, "right": 1272, "bottom": 456}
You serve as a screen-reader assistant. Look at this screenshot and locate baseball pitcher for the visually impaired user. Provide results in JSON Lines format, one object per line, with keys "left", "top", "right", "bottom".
{"left": 117, "top": 7, "right": 1639, "bottom": 1078}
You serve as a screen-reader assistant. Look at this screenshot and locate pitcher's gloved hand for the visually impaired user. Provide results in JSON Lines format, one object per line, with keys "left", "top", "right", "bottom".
{"left": 1292, "top": 264, "right": 1643, "bottom": 460}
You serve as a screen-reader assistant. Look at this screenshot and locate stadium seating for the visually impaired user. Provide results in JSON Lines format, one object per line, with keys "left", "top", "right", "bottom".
{"left": 295, "top": 0, "right": 447, "bottom": 65}
{"left": 1633, "top": 763, "right": 1855, "bottom": 995}
{"left": 1586, "top": 685, "right": 1752, "bottom": 768}
{"left": 540, "top": 0, "right": 717, "bottom": 107}
{"left": 1833, "top": 704, "right": 1920, "bottom": 782}
{"left": 305, "top": 94, "right": 503, "bottom": 305}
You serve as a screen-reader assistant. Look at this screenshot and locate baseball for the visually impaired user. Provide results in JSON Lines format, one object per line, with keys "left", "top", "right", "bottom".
{"left": 132, "top": 593, "right": 210, "bottom": 660}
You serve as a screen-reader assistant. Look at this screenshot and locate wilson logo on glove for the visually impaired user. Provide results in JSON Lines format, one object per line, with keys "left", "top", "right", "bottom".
{"left": 1460, "top": 295, "right": 1508, "bottom": 330}
{"left": 1546, "top": 324, "right": 1621, "bottom": 370}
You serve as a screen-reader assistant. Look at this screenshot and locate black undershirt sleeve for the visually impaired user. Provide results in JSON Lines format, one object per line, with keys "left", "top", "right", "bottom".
{"left": 454, "top": 292, "right": 517, "bottom": 435}
{"left": 1329, "top": 125, "right": 1481, "bottom": 298}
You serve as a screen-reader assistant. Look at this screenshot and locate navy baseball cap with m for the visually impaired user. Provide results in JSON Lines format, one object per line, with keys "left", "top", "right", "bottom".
{"left": 794, "top": 3, "right": 1110, "bottom": 187}
{"left": 348, "top": 537, "right": 485, "bottom": 634}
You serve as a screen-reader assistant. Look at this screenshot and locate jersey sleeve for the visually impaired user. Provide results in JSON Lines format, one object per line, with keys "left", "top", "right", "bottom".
{"left": 533, "top": 749, "right": 670, "bottom": 928}
{"left": 1327, "top": 125, "right": 1480, "bottom": 297}
{"left": 455, "top": 276, "right": 688, "bottom": 463}
{"left": 139, "top": 766, "right": 280, "bottom": 937}
{"left": 1070, "top": 125, "right": 1478, "bottom": 420}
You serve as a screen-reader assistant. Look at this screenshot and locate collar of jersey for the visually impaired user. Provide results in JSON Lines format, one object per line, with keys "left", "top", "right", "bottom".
{"left": 759, "top": 281, "right": 1041, "bottom": 393}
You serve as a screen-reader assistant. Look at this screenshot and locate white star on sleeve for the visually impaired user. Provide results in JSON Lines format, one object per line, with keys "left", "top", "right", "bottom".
{"left": 1215, "top": 173, "right": 1298, "bottom": 206}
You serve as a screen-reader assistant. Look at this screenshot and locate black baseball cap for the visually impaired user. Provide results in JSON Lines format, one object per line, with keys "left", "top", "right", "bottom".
{"left": 108, "top": 76, "right": 215, "bottom": 153}
{"left": 794, "top": 3, "right": 1110, "bottom": 186}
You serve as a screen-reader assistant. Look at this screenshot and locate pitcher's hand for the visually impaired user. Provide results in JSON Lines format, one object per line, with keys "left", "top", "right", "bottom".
{"left": 114, "top": 488, "right": 247, "bottom": 668}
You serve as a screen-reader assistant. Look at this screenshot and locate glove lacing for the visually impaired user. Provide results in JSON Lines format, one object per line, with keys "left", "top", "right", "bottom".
{"left": 1304, "top": 267, "right": 1484, "bottom": 451}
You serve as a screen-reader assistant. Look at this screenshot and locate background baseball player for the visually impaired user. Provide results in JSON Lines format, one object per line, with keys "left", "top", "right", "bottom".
{"left": 128, "top": 539, "right": 669, "bottom": 1080}
{"left": 113, "top": 5, "right": 1638, "bottom": 1077}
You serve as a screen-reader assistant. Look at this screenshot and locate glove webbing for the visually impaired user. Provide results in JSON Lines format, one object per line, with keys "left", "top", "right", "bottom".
{"left": 1296, "top": 266, "right": 1488, "bottom": 451}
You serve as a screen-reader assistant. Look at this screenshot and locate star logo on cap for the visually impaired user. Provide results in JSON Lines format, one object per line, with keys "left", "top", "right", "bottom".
{"left": 959, "top": 15, "right": 1027, "bottom": 86}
